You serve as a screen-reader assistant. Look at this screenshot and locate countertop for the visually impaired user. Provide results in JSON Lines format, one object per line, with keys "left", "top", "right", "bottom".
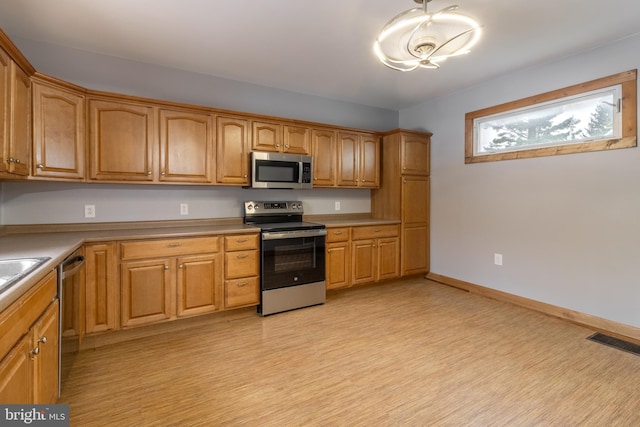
{"left": 0, "top": 216, "right": 399, "bottom": 313}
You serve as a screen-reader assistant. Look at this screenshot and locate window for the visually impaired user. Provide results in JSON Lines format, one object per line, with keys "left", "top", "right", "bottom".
{"left": 465, "top": 70, "right": 637, "bottom": 163}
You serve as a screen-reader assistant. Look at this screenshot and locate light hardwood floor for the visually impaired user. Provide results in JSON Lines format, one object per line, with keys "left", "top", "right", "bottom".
{"left": 60, "top": 278, "right": 640, "bottom": 426}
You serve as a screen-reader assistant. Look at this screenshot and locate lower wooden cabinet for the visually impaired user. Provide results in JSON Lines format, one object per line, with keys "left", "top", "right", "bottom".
{"left": 85, "top": 242, "right": 118, "bottom": 334}
{"left": 326, "top": 227, "right": 351, "bottom": 290}
{"left": 223, "top": 234, "right": 260, "bottom": 309}
{"left": 0, "top": 272, "right": 59, "bottom": 404}
{"left": 177, "top": 254, "right": 222, "bottom": 317}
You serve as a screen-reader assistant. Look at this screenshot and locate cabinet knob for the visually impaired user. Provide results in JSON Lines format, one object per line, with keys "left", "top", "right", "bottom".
{"left": 285, "top": 144, "right": 290, "bottom": 148}
{"left": 15, "top": 158, "right": 21, "bottom": 164}
{"left": 243, "top": 174, "right": 247, "bottom": 178}
{"left": 328, "top": 249, "right": 332, "bottom": 253}
{"left": 147, "top": 171, "right": 152, "bottom": 175}
{"left": 7, "top": 157, "right": 15, "bottom": 163}
{"left": 403, "top": 179, "right": 407, "bottom": 183}
{"left": 164, "top": 265, "right": 169, "bottom": 270}
{"left": 30, "top": 346, "right": 40, "bottom": 358}
{"left": 37, "top": 164, "right": 45, "bottom": 169}
{"left": 38, "top": 336, "right": 47, "bottom": 344}
{"left": 178, "top": 264, "right": 183, "bottom": 269}
{"left": 275, "top": 144, "right": 280, "bottom": 147}
{"left": 161, "top": 171, "right": 166, "bottom": 176}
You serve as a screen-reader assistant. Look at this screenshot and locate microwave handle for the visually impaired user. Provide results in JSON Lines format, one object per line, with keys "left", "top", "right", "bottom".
{"left": 299, "top": 161, "right": 303, "bottom": 184}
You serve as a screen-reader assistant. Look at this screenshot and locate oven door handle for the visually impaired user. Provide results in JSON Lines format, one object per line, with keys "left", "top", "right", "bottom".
{"left": 262, "top": 229, "right": 327, "bottom": 240}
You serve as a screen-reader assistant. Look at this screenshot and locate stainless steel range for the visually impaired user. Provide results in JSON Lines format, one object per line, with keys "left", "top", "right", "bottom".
{"left": 244, "top": 201, "right": 326, "bottom": 316}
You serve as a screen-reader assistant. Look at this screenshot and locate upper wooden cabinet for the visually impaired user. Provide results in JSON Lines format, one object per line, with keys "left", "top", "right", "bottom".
{"left": 217, "top": 115, "right": 250, "bottom": 185}
{"left": 337, "top": 131, "right": 380, "bottom": 188}
{"left": 159, "top": 108, "right": 214, "bottom": 183}
{"left": 251, "top": 120, "right": 310, "bottom": 155}
{"left": 88, "top": 97, "right": 155, "bottom": 181}
{"left": 0, "top": 47, "right": 31, "bottom": 178}
{"left": 401, "top": 133, "right": 430, "bottom": 176}
{"left": 311, "top": 128, "right": 336, "bottom": 187}
{"left": 32, "top": 78, "right": 85, "bottom": 180}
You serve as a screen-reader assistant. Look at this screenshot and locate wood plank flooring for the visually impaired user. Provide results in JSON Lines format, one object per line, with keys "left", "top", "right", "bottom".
{"left": 60, "top": 278, "right": 640, "bottom": 426}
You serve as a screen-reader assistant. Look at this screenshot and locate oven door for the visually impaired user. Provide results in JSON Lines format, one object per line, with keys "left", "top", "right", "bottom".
{"left": 261, "top": 229, "right": 326, "bottom": 290}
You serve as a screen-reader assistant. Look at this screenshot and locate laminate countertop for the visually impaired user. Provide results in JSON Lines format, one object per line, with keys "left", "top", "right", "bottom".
{"left": 0, "top": 216, "right": 399, "bottom": 313}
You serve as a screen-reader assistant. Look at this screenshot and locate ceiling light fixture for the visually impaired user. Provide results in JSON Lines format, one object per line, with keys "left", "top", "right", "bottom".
{"left": 374, "top": 0, "right": 482, "bottom": 72}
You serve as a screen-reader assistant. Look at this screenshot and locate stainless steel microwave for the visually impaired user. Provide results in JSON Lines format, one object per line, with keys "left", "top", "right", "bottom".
{"left": 251, "top": 152, "right": 313, "bottom": 189}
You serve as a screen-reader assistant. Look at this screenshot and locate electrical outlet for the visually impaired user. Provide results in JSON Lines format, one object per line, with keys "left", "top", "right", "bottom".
{"left": 84, "top": 205, "right": 96, "bottom": 218}
{"left": 494, "top": 253, "right": 503, "bottom": 266}
{"left": 180, "top": 203, "right": 189, "bottom": 216}
{"left": 335, "top": 201, "right": 341, "bottom": 211}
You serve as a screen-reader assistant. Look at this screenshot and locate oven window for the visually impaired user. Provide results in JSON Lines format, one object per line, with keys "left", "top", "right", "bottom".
{"left": 274, "top": 242, "right": 315, "bottom": 272}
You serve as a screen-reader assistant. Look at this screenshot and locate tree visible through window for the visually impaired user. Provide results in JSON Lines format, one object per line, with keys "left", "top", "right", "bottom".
{"left": 465, "top": 70, "right": 637, "bottom": 163}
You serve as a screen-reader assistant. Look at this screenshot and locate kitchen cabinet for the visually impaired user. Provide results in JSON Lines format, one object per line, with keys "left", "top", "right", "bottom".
{"left": 325, "top": 227, "right": 351, "bottom": 289}
{"left": 351, "top": 225, "right": 399, "bottom": 285}
{"left": 216, "top": 115, "right": 250, "bottom": 185}
{"left": 159, "top": 108, "right": 214, "bottom": 183}
{"left": 311, "top": 128, "right": 336, "bottom": 187}
{"left": 0, "top": 46, "right": 31, "bottom": 178}
{"left": 0, "top": 271, "right": 59, "bottom": 404}
{"left": 372, "top": 130, "right": 431, "bottom": 276}
{"left": 85, "top": 242, "right": 118, "bottom": 334}
{"left": 251, "top": 120, "right": 310, "bottom": 155}
{"left": 32, "top": 77, "right": 85, "bottom": 180}
{"left": 88, "top": 97, "right": 155, "bottom": 181}
{"left": 119, "top": 236, "right": 222, "bottom": 328}
{"left": 336, "top": 131, "right": 380, "bottom": 188}
{"left": 223, "top": 234, "right": 260, "bottom": 309}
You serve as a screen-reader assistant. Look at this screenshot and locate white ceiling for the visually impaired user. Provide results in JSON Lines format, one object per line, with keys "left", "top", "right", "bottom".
{"left": 1, "top": 0, "right": 640, "bottom": 110}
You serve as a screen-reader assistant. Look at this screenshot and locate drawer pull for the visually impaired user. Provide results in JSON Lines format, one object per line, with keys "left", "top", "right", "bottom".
{"left": 333, "top": 231, "right": 343, "bottom": 235}
{"left": 374, "top": 229, "right": 382, "bottom": 233}
{"left": 236, "top": 281, "right": 248, "bottom": 287}
{"left": 236, "top": 238, "right": 248, "bottom": 243}
{"left": 236, "top": 254, "right": 249, "bottom": 259}
{"left": 166, "top": 243, "right": 182, "bottom": 248}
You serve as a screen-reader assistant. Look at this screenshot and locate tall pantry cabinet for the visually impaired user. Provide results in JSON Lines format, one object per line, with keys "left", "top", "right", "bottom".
{"left": 372, "top": 130, "right": 431, "bottom": 276}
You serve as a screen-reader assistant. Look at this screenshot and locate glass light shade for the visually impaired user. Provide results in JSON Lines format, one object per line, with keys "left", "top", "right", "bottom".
{"left": 374, "top": 3, "right": 481, "bottom": 72}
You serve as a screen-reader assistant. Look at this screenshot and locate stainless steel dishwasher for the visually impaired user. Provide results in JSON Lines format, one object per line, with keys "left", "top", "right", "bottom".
{"left": 57, "top": 248, "right": 85, "bottom": 397}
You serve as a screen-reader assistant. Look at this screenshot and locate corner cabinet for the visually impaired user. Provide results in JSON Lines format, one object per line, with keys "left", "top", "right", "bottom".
{"left": 0, "top": 46, "right": 31, "bottom": 178}
{"left": 372, "top": 130, "right": 431, "bottom": 276}
{"left": 32, "top": 77, "right": 85, "bottom": 180}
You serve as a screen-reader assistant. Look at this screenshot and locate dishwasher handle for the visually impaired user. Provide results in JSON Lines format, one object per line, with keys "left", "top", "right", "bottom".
{"left": 61, "top": 255, "right": 85, "bottom": 280}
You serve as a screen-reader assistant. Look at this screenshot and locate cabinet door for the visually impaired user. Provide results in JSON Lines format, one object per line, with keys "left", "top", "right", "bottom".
{"left": 121, "top": 258, "right": 175, "bottom": 328}
{"left": 402, "top": 176, "right": 430, "bottom": 226}
{"left": 377, "top": 237, "right": 400, "bottom": 281}
{"left": 176, "top": 254, "right": 222, "bottom": 317}
{"left": 6, "top": 61, "right": 30, "bottom": 176}
{"left": 359, "top": 134, "right": 379, "bottom": 188}
{"left": 402, "top": 225, "right": 430, "bottom": 276}
{"left": 311, "top": 129, "right": 336, "bottom": 187}
{"left": 352, "top": 239, "right": 376, "bottom": 285}
{"left": 33, "top": 300, "right": 59, "bottom": 404}
{"left": 88, "top": 99, "right": 155, "bottom": 181}
{"left": 62, "top": 248, "right": 85, "bottom": 338}
{"left": 401, "top": 134, "right": 430, "bottom": 176}
{"left": 0, "top": 335, "right": 32, "bottom": 403}
{"left": 32, "top": 81, "right": 85, "bottom": 179}
{"left": 283, "top": 125, "right": 310, "bottom": 154}
{"left": 0, "top": 48, "right": 10, "bottom": 175}
{"left": 216, "top": 115, "right": 249, "bottom": 185}
{"left": 251, "top": 120, "right": 281, "bottom": 152}
{"left": 85, "top": 243, "right": 118, "bottom": 334}
{"left": 159, "top": 109, "right": 213, "bottom": 183}
{"left": 337, "top": 132, "right": 358, "bottom": 187}
{"left": 326, "top": 241, "right": 350, "bottom": 290}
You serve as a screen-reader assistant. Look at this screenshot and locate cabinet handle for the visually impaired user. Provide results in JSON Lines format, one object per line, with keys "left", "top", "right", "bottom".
{"left": 333, "top": 231, "right": 343, "bottom": 235}
{"left": 275, "top": 144, "right": 280, "bottom": 147}
{"left": 6, "top": 157, "right": 15, "bottom": 163}
{"left": 166, "top": 243, "right": 182, "bottom": 247}
{"left": 236, "top": 238, "right": 248, "bottom": 243}
{"left": 38, "top": 336, "right": 47, "bottom": 344}
{"left": 161, "top": 171, "right": 166, "bottom": 176}
{"left": 374, "top": 229, "right": 382, "bottom": 233}
{"left": 243, "top": 174, "right": 248, "bottom": 178}
{"left": 30, "top": 346, "right": 40, "bottom": 359}
{"left": 15, "top": 158, "right": 21, "bottom": 164}
{"left": 164, "top": 265, "right": 169, "bottom": 270}
{"left": 285, "top": 144, "right": 290, "bottom": 148}
{"left": 236, "top": 281, "right": 248, "bottom": 287}
{"left": 403, "top": 179, "right": 407, "bottom": 183}
{"left": 178, "top": 264, "right": 183, "bottom": 269}
{"left": 328, "top": 249, "right": 332, "bottom": 253}
{"left": 236, "top": 254, "right": 248, "bottom": 259}
{"left": 37, "top": 164, "right": 45, "bottom": 169}
{"left": 147, "top": 171, "right": 152, "bottom": 175}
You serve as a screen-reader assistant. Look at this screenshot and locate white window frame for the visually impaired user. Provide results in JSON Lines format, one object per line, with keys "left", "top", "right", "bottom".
{"left": 465, "top": 70, "right": 637, "bottom": 164}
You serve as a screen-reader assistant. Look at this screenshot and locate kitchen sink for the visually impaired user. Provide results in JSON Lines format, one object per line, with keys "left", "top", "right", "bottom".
{"left": 0, "top": 257, "right": 51, "bottom": 294}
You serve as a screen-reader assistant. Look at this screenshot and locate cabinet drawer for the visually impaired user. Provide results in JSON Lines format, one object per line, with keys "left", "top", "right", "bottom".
{"left": 326, "top": 227, "right": 350, "bottom": 243}
{"left": 121, "top": 236, "right": 220, "bottom": 260}
{"left": 224, "top": 277, "right": 260, "bottom": 309}
{"left": 225, "top": 250, "right": 259, "bottom": 279}
{"left": 224, "top": 234, "right": 259, "bottom": 251}
{"left": 351, "top": 224, "right": 399, "bottom": 240}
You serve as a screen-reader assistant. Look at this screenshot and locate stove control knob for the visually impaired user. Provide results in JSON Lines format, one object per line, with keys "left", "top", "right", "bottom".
{"left": 292, "top": 204, "right": 298, "bottom": 210}
{"left": 246, "top": 204, "right": 254, "bottom": 211}
{"left": 254, "top": 205, "right": 259, "bottom": 209}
